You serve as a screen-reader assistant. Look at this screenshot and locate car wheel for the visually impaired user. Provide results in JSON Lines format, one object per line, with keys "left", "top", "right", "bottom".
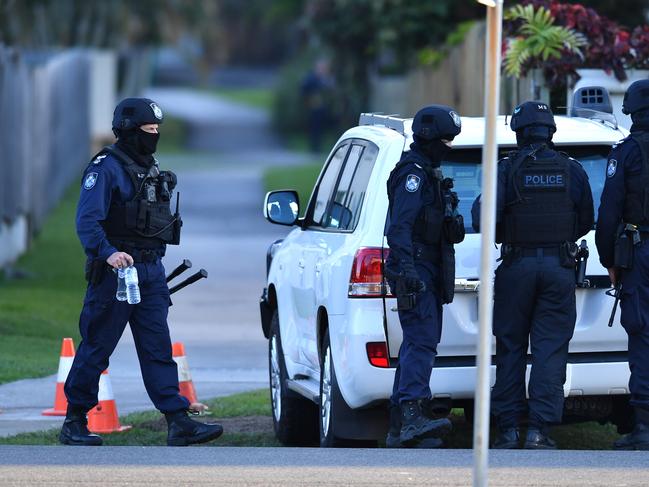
{"left": 319, "top": 333, "right": 346, "bottom": 447}
{"left": 268, "top": 310, "right": 318, "bottom": 446}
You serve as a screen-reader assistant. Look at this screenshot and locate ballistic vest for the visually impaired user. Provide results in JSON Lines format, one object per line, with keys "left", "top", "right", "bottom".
{"left": 503, "top": 146, "right": 577, "bottom": 246}
{"left": 387, "top": 151, "right": 444, "bottom": 247}
{"left": 623, "top": 132, "right": 649, "bottom": 227}
{"left": 97, "top": 145, "right": 181, "bottom": 250}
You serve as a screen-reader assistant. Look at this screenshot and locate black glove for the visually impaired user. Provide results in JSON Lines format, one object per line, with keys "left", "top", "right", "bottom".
{"left": 401, "top": 261, "right": 426, "bottom": 294}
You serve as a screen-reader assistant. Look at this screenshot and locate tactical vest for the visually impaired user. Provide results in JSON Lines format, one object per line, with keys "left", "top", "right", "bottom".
{"left": 97, "top": 145, "right": 181, "bottom": 250}
{"left": 387, "top": 153, "right": 444, "bottom": 247}
{"left": 503, "top": 147, "right": 577, "bottom": 246}
{"left": 623, "top": 132, "right": 649, "bottom": 226}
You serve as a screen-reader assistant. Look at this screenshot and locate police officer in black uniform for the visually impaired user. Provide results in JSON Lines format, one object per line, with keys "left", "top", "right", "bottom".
{"left": 60, "top": 98, "right": 223, "bottom": 447}
{"left": 474, "top": 101, "right": 594, "bottom": 449}
{"left": 384, "top": 105, "right": 465, "bottom": 448}
{"left": 596, "top": 80, "right": 649, "bottom": 450}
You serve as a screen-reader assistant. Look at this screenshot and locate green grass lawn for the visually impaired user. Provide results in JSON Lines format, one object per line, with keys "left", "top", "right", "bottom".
{"left": 208, "top": 87, "right": 275, "bottom": 111}
{"left": 0, "top": 389, "right": 279, "bottom": 447}
{"left": 263, "top": 162, "right": 322, "bottom": 215}
{"left": 0, "top": 186, "right": 86, "bottom": 384}
{"left": 0, "top": 387, "right": 619, "bottom": 449}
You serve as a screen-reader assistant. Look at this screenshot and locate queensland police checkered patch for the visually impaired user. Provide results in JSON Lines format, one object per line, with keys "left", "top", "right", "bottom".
{"left": 83, "top": 172, "right": 98, "bottom": 190}
{"left": 405, "top": 174, "right": 420, "bottom": 192}
{"left": 607, "top": 159, "right": 618, "bottom": 178}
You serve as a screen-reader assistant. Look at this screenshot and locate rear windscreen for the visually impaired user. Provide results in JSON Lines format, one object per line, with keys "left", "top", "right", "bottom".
{"left": 441, "top": 146, "right": 610, "bottom": 234}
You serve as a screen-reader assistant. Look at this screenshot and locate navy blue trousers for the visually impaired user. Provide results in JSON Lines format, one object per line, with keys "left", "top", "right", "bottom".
{"left": 391, "top": 262, "right": 443, "bottom": 405}
{"left": 491, "top": 253, "right": 576, "bottom": 428}
{"left": 64, "top": 260, "right": 189, "bottom": 414}
{"left": 620, "top": 241, "right": 649, "bottom": 413}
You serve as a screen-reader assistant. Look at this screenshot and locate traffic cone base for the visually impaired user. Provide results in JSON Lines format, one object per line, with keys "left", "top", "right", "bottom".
{"left": 42, "top": 338, "right": 75, "bottom": 416}
{"left": 88, "top": 370, "right": 131, "bottom": 434}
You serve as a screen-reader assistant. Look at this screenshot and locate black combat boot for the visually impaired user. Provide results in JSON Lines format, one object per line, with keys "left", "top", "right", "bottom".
{"left": 614, "top": 407, "right": 649, "bottom": 450}
{"left": 492, "top": 427, "right": 520, "bottom": 449}
{"left": 165, "top": 410, "right": 223, "bottom": 446}
{"left": 386, "top": 404, "right": 444, "bottom": 449}
{"left": 399, "top": 400, "right": 452, "bottom": 447}
{"left": 523, "top": 428, "right": 557, "bottom": 450}
{"left": 59, "top": 406, "right": 103, "bottom": 446}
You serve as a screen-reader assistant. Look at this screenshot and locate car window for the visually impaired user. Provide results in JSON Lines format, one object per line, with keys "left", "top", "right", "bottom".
{"left": 311, "top": 144, "right": 349, "bottom": 226}
{"left": 322, "top": 141, "right": 379, "bottom": 231}
{"left": 441, "top": 145, "right": 610, "bottom": 233}
{"left": 345, "top": 142, "right": 379, "bottom": 230}
{"left": 322, "top": 145, "right": 363, "bottom": 229}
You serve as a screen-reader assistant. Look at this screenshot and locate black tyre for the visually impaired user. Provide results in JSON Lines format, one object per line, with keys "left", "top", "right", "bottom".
{"left": 268, "top": 311, "right": 318, "bottom": 445}
{"left": 319, "top": 333, "right": 346, "bottom": 447}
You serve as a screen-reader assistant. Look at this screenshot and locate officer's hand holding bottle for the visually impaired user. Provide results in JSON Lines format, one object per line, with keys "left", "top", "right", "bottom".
{"left": 106, "top": 251, "right": 134, "bottom": 269}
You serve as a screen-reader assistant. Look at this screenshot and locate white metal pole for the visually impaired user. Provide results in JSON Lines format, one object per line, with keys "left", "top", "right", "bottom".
{"left": 473, "top": 1, "right": 503, "bottom": 487}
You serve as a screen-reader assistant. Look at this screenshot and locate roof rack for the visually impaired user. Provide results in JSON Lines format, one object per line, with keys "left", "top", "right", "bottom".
{"left": 358, "top": 113, "right": 408, "bottom": 135}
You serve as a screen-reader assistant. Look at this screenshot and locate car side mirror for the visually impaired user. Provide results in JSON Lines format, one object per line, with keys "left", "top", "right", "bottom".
{"left": 264, "top": 190, "right": 300, "bottom": 226}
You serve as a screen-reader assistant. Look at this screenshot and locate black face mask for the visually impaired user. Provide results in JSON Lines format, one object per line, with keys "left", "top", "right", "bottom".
{"left": 631, "top": 109, "right": 649, "bottom": 132}
{"left": 115, "top": 128, "right": 157, "bottom": 167}
{"left": 136, "top": 130, "right": 160, "bottom": 155}
{"left": 413, "top": 137, "right": 451, "bottom": 165}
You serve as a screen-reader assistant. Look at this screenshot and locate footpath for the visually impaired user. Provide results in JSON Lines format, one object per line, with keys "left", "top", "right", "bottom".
{"left": 0, "top": 88, "right": 313, "bottom": 437}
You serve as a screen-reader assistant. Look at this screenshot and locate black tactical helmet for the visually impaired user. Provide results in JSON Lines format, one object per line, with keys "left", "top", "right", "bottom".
{"left": 112, "top": 98, "right": 164, "bottom": 132}
{"left": 622, "top": 79, "right": 649, "bottom": 115}
{"left": 411, "top": 105, "right": 462, "bottom": 141}
{"left": 510, "top": 101, "right": 556, "bottom": 133}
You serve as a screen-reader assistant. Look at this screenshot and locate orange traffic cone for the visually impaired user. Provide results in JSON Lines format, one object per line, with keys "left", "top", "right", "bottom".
{"left": 172, "top": 342, "right": 198, "bottom": 404}
{"left": 87, "top": 369, "right": 132, "bottom": 433}
{"left": 42, "top": 338, "right": 76, "bottom": 416}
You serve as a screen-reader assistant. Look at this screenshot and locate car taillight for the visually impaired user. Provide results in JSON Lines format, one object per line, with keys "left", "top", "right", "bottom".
{"left": 366, "top": 342, "right": 389, "bottom": 368}
{"left": 348, "top": 247, "right": 391, "bottom": 297}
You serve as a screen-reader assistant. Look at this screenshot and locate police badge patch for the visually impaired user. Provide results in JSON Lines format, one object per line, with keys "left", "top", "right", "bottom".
{"left": 607, "top": 159, "right": 618, "bottom": 178}
{"left": 83, "top": 172, "right": 98, "bottom": 190}
{"left": 449, "top": 110, "right": 462, "bottom": 128}
{"left": 150, "top": 103, "right": 163, "bottom": 120}
{"left": 405, "top": 174, "right": 420, "bottom": 192}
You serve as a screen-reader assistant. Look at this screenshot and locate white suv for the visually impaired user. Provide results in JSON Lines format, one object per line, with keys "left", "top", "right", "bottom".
{"left": 260, "top": 88, "right": 633, "bottom": 447}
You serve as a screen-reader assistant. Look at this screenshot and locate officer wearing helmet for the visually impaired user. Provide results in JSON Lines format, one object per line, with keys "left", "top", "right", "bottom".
{"left": 60, "top": 98, "right": 223, "bottom": 447}
{"left": 596, "top": 79, "right": 649, "bottom": 450}
{"left": 473, "top": 101, "right": 593, "bottom": 449}
{"left": 384, "top": 105, "right": 465, "bottom": 448}
{"left": 472, "top": 101, "right": 594, "bottom": 449}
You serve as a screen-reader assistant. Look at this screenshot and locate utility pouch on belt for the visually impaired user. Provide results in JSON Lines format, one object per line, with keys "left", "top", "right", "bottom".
{"left": 559, "top": 241, "right": 578, "bottom": 268}
{"left": 614, "top": 223, "right": 638, "bottom": 270}
{"left": 85, "top": 259, "right": 107, "bottom": 285}
{"left": 395, "top": 286, "right": 417, "bottom": 311}
{"left": 439, "top": 242, "right": 455, "bottom": 304}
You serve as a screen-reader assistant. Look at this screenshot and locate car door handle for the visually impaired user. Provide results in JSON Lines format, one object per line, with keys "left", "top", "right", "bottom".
{"left": 315, "top": 262, "right": 322, "bottom": 273}
{"left": 298, "top": 260, "right": 305, "bottom": 269}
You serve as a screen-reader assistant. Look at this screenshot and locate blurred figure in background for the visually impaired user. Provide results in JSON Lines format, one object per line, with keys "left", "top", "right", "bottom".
{"left": 301, "top": 58, "right": 335, "bottom": 153}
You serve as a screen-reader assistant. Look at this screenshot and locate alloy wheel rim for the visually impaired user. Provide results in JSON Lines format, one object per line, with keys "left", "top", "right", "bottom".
{"left": 270, "top": 335, "right": 282, "bottom": 421}
{"left": 321, "top": 347, "right": 332, "bottom": 437}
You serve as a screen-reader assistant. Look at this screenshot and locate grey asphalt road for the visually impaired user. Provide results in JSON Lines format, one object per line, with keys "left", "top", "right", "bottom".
{"left": 0, "top": 89, "right": 311, "bottom": 437}
{"left": 1, "top": 446, "right": 648, "bottom": 486}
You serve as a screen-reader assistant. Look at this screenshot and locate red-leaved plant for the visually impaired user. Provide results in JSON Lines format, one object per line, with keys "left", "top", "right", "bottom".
{"left": 504, "top": 0, "right": 649, "bottom": 88}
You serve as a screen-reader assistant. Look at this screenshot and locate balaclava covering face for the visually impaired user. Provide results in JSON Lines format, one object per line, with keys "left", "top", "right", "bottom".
{"left": 631, "top": 108, "right": 649, "bottom": 132}
{"left": 115, "top": 128, "right": 159, "bottom": 167}
{"left": 412, "top": 135, "right": 452, "bottom": 166}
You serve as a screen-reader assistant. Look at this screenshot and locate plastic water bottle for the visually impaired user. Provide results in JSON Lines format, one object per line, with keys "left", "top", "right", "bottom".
{"left": 124, "top": 266, "right": 141, "bottom": 305}
{"left": 116, "top": 268, "right": 127, "bottom": 302}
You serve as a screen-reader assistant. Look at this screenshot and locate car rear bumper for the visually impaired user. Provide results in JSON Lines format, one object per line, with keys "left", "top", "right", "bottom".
{"left": 335, "top": 328, "right": 630, "bottom": 408}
